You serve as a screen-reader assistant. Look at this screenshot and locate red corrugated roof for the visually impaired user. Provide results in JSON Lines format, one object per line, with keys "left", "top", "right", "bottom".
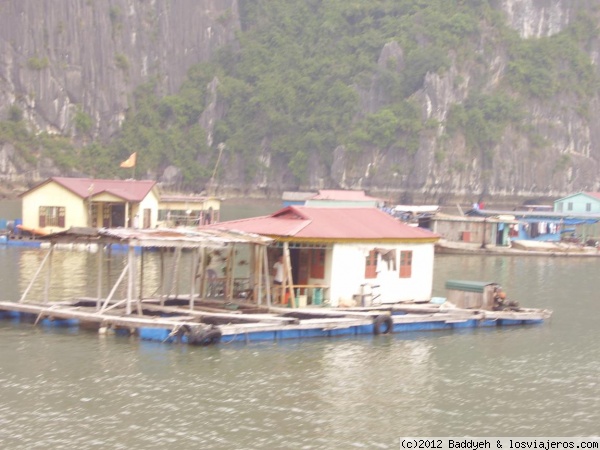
{"left": 584, "top": 192, "right": 600, "bottom": 201}
{"left": 27, "top": 177, "right": 156, "bottom": 201}
{"left": 209, "top": 206, "right": 439, "bottom": 241}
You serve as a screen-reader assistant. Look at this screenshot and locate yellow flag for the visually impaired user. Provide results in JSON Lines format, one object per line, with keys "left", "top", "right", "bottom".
{"left": 120, "top": 152, "right": 137, "bottom": 168}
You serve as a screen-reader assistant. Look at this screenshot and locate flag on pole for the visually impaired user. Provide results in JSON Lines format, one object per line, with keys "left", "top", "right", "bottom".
{"left": 120, "top": 152, "right": 137, "bottom": 168}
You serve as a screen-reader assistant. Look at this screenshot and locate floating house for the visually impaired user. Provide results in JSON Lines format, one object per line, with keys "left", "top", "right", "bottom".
{"left": 19, "top": 177, "right": 159, "bottom": 233}
{"left": 466, "top": 208, "right": 600, "bottom": 243}
{"left": 426, "top": 212, "right": 519, "bottom": 251}
{"left": 554, "top": 192, "right": 600, "bottom": 214}
{"left": 282, "top": 191, "right": 316, "bottom": 207}
{"left": 282, "top": 189, "right": 384, "bottom": 208}
{"left": 304, "top": 190, "right": 384, "bottom": 208}
{"left": 157, "top": 194, "right": 221, "bottom": 227}
{"left": 208, "top": 206, "right": 440, "bottom": 306}
{"left": 0, "top": 226, "right": 552, "bottom": 346}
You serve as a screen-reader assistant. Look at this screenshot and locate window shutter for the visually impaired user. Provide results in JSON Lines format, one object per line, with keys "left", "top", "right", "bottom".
{"left": 58, "top": 207, "right": 65, "bottom": 227}
{"left": 39, "top": 207, "right": 46, "bottom": 227}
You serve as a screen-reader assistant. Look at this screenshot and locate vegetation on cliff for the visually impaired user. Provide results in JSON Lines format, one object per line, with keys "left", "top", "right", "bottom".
{"left": 1, "top": 0, "right": 599, "bottom": 195}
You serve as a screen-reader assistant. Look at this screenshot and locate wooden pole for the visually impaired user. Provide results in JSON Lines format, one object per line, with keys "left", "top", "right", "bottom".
{"left": 99, "top": 262, "right": 129, "bottom": 312}
{"left": 96, "top": 244, "right": 103, "bottom": 310}
{"left": 190, "top": 248, "right": 197, "bottom": 310}
{"left": 227, "top": 245, "right": 235, "bottom": 301}
{"left": 198, "top": 247, "right": 207, "bottom": 300}
{"left": 170, "top": 247, "right": 182, "bottom": 299}
{"left": 43, "top": 244, "right": 55, "bottom": 304}
{"left": 283, "top": 242, "right": 295, "bottom": 308}
{"left": 139, "top": 247, "right": 144, "bottom": 301}
{"left": 126, "top": 244, "right": 135, "bottom": 315}
{"left": 20, "top": 245, "right": 53, "bottom": 303}
{"left": 159, "top": 248, "right": 165, "bottom": 306}
{"left": 254, "top": 245, "right": 261, "bottom": 305}
{"left": 263, "top": 246, "right": 272, "bottom": 308}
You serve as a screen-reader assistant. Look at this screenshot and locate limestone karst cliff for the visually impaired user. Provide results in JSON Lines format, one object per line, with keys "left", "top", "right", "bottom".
{"left": 1, "top": 0, "right": 599, "bottom": 202}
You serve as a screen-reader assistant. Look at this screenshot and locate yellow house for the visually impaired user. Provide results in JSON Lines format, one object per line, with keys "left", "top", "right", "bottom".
{"left": 157, "top": 194, "right": 221, "bottom": 227}
{"left": 20, "top": 177, "right": 159, "bottom": 233}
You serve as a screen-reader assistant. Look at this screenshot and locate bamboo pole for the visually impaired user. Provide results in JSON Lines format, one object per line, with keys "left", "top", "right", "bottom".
{"left": 189, "top": 248, "right": 197, "bottom": 310}
{"left": 99, "top": 262, "right": 129, "bottom": 312}
{"left": 20, "top": 245, "right": 53, "bottom": 303}
{"left": 159, "top": 248, "right": 165, "bottom": 306}
{"left": 254, "top": 245, "right": 261, "bottom": 305}
{"left": 43, "top": 244, "right": 54, "bottom": 304}
{"left": 263, "top": 246, "right": 272, "bottom": 308}
{"left": 96, "top": 244, "right": 103, "bottom": 310}
{"left": 226, "top": 245, "right": 234, "bottom": 301}
{"left": 283, "top": 242, "right": 295, "bottom": 308}
{"left": 139, "top": 247, "right": 144, "bottom": 301}
{"left": 126, "top": 244, "right": 135, "bottom": 315}
{"left": 170, "top": 247, "right": 182, "bottom": 299}
{"left": 198, "top": 247, "right": 207, "bottom": 300}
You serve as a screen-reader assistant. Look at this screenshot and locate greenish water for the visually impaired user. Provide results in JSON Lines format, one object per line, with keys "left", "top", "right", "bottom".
{"left": 0, "top": 200, "right": 21, "bottom": 222}
{"left": 0, "top": 248, "right": 599, "bottom": 448}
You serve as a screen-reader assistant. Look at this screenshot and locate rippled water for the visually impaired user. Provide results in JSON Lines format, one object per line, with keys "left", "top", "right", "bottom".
{"left": 1, "top": 248, "right": 599, "bottom": 448}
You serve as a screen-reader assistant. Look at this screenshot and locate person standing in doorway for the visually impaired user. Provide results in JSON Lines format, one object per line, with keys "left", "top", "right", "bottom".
{"left": 272, "top": 255, "right": 285, "bottom": 303}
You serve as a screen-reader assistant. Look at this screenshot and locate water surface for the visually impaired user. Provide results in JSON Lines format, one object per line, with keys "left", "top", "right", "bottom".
{"left": 1, "top": 248, "right": 599, "bottom": 448}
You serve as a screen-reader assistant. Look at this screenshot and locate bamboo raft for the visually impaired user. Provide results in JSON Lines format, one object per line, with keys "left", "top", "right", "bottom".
{"left": 0, "top": 227, "right": 553, "bottom": 346}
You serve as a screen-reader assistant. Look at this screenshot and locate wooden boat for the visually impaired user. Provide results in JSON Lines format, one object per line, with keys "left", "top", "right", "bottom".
{"left": 16, "top": 224, "right": 51, "bottom": 236}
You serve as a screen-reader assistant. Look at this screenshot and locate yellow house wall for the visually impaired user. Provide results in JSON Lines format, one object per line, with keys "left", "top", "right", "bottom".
{"left": 136, "top": 191, "right": 159, "bottom": 228}
{"left": 22, "top": 182, "right": 87, "bottom": 231}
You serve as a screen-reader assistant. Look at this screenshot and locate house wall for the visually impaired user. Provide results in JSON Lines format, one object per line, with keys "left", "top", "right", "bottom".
{"left": 554, "top": 194, "right": 600, "bottom": 213}
{"left": 328, "top": 242, "right": 435, "bottom": 306}
{"left": 22, "top": 182, "right": 86, "bottom": 231}
{"left": 136, "top": 191, "right": 159, "bottom": 228}
{"left": 432, "top": 220, "right": 485, "bottom": 244}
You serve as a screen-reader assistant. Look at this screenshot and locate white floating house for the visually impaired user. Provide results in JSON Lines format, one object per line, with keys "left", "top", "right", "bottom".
{"left": 208, "top": 206, "right": 440, "bottom": 306}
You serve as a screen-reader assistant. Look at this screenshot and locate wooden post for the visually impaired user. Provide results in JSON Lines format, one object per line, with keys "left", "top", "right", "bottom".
{"left": 139, "top": 247, "right": 145, "bottom": 301}
{"left": 263, "top": 246, "right": 272, "bottom": 308}
{"left": 253, "top": 245, "right": 261, "bottom": 305}
{"left": 189, "top": 247, "right": 197, "bottom": 310}
{"left": 126, "top": 244, "right": 135, "bottom": 315}
{"left": 226, "top": 245, "right": 235, "bottom": 301}
{"left": 168, "top": 247, "right": 182, "bottom": 299}
{"left": 159, "top": 248, "right": 165, "bottom": 306}
{"left": 96, "top": 244, "right": 103, "bottom": 310}
{"left": 43, "top": 244, "right": 55, "bottom": 304}
{"left": 20, "top": 245, "right": 53, "bottom": 303}
{"left": 198, "top": 247, "right": 207, "bottom": 300}
{"left": 283, "top": 242, "right": 295, "bottom": 308}
{"left": 100, "top": 262, "right": 129, "bottom": 312}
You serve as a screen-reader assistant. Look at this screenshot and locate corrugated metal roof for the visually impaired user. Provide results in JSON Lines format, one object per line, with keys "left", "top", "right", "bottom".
{"left": 23, "top": 177, "right": 156, "bottom": 202}
{"left": 41, "top": 227, "right": 272, "bottom": 248}
{"left": 208, "top": 206, "right": 439, "bottom": 241}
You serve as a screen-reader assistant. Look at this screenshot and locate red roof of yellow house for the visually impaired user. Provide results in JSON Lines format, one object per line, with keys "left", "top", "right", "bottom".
{"left": 21, "top": 177, "right": 156, "bottom": 202}
{"left": 208, "top": 206, "right": 439, "bottom": 242}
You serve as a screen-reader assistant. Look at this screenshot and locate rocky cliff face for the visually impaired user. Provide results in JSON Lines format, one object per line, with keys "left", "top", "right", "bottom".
{"left": 1, "top": 0, "right": 599, "bottom": 203}
{"left": 0, "top": 0, "right": 239, "bottom": 140}
{"left": 329, "top": 0, "right": 600, "bottom": 203}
